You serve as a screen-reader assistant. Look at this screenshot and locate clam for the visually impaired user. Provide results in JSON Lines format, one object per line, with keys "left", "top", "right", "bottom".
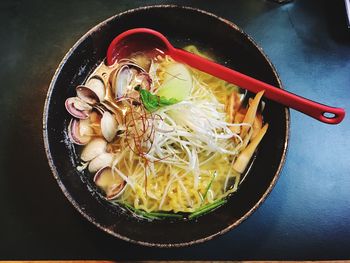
{"left": 76, "top": 85, "right": 100, "bottom": 105}
{"left": 68, "top": 118, "right": 92, "bottom": 145}
{"left": 86, "top": 77, "right": 106, "bottom": 101}
{"left": 80, "top": 137, "right": 107, "bottom": 162}
{"left": 111, "top": 65, "right": 152, "bottom": 99}
{"left": 77, "top": 75, "right": 124, "bottom": 118}
{"left": 65, "top": 97, "right": 92, "bottom": 119}
{"left": 88, "top": 152, "right": 114, "bottom": 173}
{"left": 76, "top": 77, "right": 105, "bottom": 105}
{"left": 112, "top": 65, "right": 133, "bottom": 99}
{"left": 93, "top": 167, "right": 125, "bottom": 200}
{"left": 101, "top": 111, "right": 119, "bottom": 142}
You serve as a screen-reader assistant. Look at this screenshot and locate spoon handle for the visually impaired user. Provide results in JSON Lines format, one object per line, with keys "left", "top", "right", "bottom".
{"left": 171, "top": 48, "right": 345, "bottom": 124}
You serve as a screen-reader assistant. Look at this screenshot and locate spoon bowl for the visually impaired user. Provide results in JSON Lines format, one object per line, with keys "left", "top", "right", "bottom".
{"left": 107, "top": 28, "right": 171, "bottom": 63}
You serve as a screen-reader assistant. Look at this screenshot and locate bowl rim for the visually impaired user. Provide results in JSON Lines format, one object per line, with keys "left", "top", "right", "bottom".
{"left": 43, "top": 4, "right": 290, "bottom": 247}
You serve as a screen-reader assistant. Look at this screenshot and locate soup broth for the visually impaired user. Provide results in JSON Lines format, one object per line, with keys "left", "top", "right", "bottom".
{"left": 64, "top": 45, "right": 268, "bottom": 220}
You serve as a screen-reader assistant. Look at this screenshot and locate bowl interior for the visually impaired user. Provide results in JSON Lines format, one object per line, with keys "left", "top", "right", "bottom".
{"left": 44, "top": 6, "right": 289, "bottom": 247}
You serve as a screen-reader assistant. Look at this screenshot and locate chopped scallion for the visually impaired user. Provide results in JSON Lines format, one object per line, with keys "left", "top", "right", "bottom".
{"left": 189, "top": 199, "right": 227, "bottom": 219}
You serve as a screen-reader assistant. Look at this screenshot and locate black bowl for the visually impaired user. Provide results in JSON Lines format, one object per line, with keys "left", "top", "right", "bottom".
{"left": 43, "top": 5, "right": 289, "bottom": 247}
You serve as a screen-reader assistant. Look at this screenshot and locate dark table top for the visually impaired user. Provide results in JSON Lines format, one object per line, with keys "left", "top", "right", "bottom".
{"left": 1, "top": 0, "right": 349, "bottom": 260}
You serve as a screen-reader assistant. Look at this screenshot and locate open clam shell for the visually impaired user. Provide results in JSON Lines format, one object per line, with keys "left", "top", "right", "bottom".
{"left": 111, "top": 65, "right": 133, "bottom": 99}
{"left": 76, "top": 77, "right": 106, "bottom": 105}
{"left": 67, "top": 118, "right": 92, "bottom": 145}
{"left": 65, "top": 97, "right": 91, "bottom": 119}
{"left": 101, "top": 111, "right": 119, "bottom": 142}
{"left": 93, "top": 166, "right": 126, "bottom": 200}
{"left": 76, "top": 85, "right": 100, "bottom": 105}
{"left": 80, "top": 137, "right": 107, "bottom": 162}
{"left": 88, "top": 152, "right": 114, "bottom": 173}
{"left": 86, "top": 77, "right": 106, "bottom": 101}
{"left": 110, "top": 64, "right": 152, "bottom": 99}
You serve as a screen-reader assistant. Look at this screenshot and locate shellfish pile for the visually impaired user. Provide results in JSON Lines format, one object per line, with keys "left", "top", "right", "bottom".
{"left": 65, "top": 59, "right": 152, "bottom": 199}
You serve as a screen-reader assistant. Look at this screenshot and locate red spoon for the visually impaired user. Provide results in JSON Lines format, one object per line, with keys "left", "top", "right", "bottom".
{"left": 106, "top": 28, "right": 345, "bottom": 124}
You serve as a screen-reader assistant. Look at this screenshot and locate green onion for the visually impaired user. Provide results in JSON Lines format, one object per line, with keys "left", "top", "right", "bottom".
{"left": 189, "top": 199, "right": 227, "bottom": 219}
{"left": 121, "top": 202, "right": 183, "bottom": 219}
{"left": 147, "top": 212, "right": 183, "bottom": 218}
{"left": 198, "top": 191, "right": 204, "bottom": 202}
{"left": 201, "top": 171, "right": 217, "bottom": 203}
{"left": 122, "top": 202, "right": 159, "bottom": 220}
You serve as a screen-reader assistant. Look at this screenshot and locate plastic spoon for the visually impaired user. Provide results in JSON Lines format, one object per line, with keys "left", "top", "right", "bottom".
{"left": 106, "top": 28, "right": 345, "bottom": 124}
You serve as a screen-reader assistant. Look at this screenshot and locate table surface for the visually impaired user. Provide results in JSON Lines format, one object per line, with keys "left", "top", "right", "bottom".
{"left": 1, "top": 0, "right": 349, "bottom": 260}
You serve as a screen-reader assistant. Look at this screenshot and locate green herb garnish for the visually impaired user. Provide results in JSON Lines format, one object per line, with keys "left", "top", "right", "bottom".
{"left": 122, "top": 202, "right": 159, "bottom": 220}
{"left": 189, "top": 199, "right": 227, "bottom": 219}
{"left": 135, "top": 85, "right": 178, "bottom": 112}
{"left": 121, "top": 202, "right": 183, "bottom": 220}
{"left": 201, "top": 171, "right": 217, "bottom": 203}
{"left": 147, "top": 211, "right": 183, "bottom": 219}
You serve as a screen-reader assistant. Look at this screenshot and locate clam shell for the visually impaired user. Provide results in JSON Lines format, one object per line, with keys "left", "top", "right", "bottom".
{"left": 111, "top": 64, "right": 152, "bottom": 99}
{"left": 88, "top": 152, "right": 114, "bottom": 173}
{"left": 101, "top": 111, "right": 118, "bottom": 142}
{"left": 112, "top": 65, "right": 133, "bottom": 99}
{"left": 93, "top": 167, "right": 125, "bottom": 200}
{"left": 67, "top": 118, "right": 92, "bottom": 145}
{"left": 65, "top": 97, "right": 91, "bottom": 119}
{"left": 86, "top": 77, "right": 105, "bottom": 102}
{"left": 76, "top": 85, "right": 100, "bottom": 105}
{"left": 80, "top": 137, "right": 107, "bottom": 162}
